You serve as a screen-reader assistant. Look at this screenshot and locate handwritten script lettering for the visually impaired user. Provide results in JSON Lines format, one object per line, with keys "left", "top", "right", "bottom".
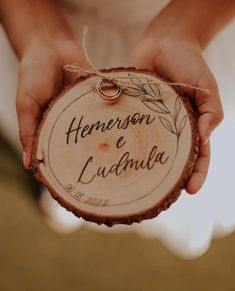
{"left": 64, "top": 111, "right": 169, "bottom": 186}
{"left": 66, "top": 113, "right": 155, "bottom": 144}
{"left": 77, "top": 145, "right": 169, "bottom": 184}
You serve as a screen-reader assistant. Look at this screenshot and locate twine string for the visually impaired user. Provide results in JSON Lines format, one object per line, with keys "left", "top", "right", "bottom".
{"left": 63, "top": 26, "right": 210, "bottom": 98}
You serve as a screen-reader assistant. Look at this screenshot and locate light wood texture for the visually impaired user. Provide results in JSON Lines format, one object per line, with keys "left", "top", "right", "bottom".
{"left": 33, "top": 68, "right": 198, "bottom": 226}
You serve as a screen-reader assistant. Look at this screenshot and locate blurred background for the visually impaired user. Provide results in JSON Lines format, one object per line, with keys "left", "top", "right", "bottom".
{"left": 1, "top": 0, "right": 235, "bottom": 290}
{"left": 0, "top": 133, "right": 235, "bottom": 291}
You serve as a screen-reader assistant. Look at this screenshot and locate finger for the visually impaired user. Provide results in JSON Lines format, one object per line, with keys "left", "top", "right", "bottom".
{"left": 62, "top": 45, "right": 91, "bottom": 86}
{"left": 194, "top": 73, "right": 224, "bottom": 144}
{"left": 16, "top": 63, "right": 63, "bottom": 168}
{"left": 63, "top": 64, "right": 88, "bottom": 86}
{"left": 185, "top": 141, "right": 210, "bottom": 194}
{"left": 16, "top": 91, "right": 42, "bottom": 169}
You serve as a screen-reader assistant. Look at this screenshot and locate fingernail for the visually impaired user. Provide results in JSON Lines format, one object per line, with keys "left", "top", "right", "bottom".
{"left": 23, "top": 151, "right": 31, "bottom": 169}
{"left": 203, "top": 129, "right": 213, "bottom": 145}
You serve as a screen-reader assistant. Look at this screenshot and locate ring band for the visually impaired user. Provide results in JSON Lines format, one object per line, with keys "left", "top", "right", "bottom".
{"left": 96, "top": 79, "right": 122, "bottom": 102}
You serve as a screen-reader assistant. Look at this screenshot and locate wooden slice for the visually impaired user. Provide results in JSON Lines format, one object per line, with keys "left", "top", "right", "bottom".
{"left": 32, "top": 68, "right": 199, "bottom": 226}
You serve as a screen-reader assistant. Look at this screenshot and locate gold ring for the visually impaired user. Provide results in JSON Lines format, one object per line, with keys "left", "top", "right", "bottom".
{"left": 96, "top": 79, "right": 122, "bottom": 102}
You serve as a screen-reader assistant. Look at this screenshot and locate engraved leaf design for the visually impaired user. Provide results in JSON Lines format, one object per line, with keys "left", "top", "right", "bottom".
{"left": 142, "top": 100, "right": 169, "bottom": 114}
{"left": 174, "top": 96, "right": 181, "bottom": 122}
{"left": 124, "top": 91, "right": 143, "bottom": 97}
{"left": 142, "top": 79, "right": 161, "bottom": 99}
{"left": 123, "top": 86, "right": 145, "bottom": 97}
{"left": 149, "top": 83, "right": 161, "bottom": 98}
{"left": 153, "top": 83, "right": 161, "bottom": 97}
{"left": 159, "top": 116, "right": 176, "bottom": 134}
{"left": 128, "top": 73, "right": 145, "bottom": 91}
{"left": 178, "top": 115, "right": 187, "bottom": 134}
{"left": 117, "top": 75, "right": 162, "bottom": 99}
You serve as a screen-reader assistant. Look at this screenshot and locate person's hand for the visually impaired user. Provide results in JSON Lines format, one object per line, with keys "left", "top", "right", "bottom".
{"left": 16, "top": 38, "right": 89, "bottom": 169}
{"left": 129, "top": 35, "right": 223, "bottom": 194}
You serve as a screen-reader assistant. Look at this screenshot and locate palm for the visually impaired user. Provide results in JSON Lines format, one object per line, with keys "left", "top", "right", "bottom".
{"left": 16, "top": 40, "right": 89, "bottom": 168}
{"left": 130, "top": 38, "right": 223, "bottom": 193}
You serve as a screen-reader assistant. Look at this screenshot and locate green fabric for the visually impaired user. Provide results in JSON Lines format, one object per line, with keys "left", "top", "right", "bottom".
{"left": 0, "top": 135, "right": 234, "bottom": 291}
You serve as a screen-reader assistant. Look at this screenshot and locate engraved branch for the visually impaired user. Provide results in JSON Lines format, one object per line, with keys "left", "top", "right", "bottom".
{"left": 119, "top": 73, "right": 187, "bottom": 138}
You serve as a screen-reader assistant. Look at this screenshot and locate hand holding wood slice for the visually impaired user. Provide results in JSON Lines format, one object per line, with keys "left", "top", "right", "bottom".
{"left": 32, "top": 68, "right": 199, "bottom": 226}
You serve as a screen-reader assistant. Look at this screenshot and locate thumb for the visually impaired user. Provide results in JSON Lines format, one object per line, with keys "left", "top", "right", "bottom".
{"left": 16, "top": 87, "right": 42, "bottom": 169}
{"left": 63, "top": 46, "right": 92, "bottom": 86}
{"left": 194, "top": 71, "right": 224, "bottom": 145}
{"left": 16, "top": 65, "right": 62, "bottom": 168}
